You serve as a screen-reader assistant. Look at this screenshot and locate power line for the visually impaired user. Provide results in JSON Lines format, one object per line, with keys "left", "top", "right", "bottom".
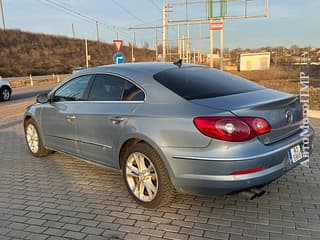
{"left": 43, "top": 0, "right": 97, "bottom": 22}
{"left": 39, "top": 0, "right": 93, "bottom": 23}
{"left": 111, "top": 0, "right": 145, "bottom": 23}
{"left": 39, "top": 0, "right": 130, "bottom": 38}
{"left": 150, "top": 0, "right": 162, "bottom": 10}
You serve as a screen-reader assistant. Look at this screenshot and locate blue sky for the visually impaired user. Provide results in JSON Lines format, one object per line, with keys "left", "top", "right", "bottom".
{"left": 2, "top": 0, "right": 320, "bottom": 50}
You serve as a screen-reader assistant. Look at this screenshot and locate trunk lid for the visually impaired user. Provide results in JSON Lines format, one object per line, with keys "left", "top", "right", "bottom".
{"left": 191, "top": 89, "right": 303, "bottom": 144}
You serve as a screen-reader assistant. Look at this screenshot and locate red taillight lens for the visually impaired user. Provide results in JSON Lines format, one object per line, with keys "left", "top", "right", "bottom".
{"left": 242, "top": 118, "right": 271, "bottom": 135}
{"left": 193, "top": 116, "right": 271, "bottom": 142}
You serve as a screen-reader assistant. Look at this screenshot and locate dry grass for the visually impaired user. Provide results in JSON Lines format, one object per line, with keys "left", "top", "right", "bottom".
{"left": 228, "top": 66, "right": 320, "bottom": 110}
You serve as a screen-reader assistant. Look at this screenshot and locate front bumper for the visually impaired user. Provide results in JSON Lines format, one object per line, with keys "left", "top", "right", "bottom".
{"left": 162, "top": 128, "right": 314, "bottom": 196}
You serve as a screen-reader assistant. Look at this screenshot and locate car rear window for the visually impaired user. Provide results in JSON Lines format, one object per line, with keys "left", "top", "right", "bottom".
{"left": 153, "top": 67, "right": 264, "bottom": 100}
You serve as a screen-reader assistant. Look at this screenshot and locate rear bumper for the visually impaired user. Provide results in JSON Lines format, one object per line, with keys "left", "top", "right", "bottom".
{"left": 162, "top": 127, "right": 314, "bottom": 196}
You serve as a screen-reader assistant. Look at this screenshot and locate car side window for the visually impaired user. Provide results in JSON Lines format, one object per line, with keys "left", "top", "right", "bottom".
{"left": 53, "top": 75, "right": 92, "bottom": 102}
{"left": 88, "top": 74, "right": 145, "bottom": 101}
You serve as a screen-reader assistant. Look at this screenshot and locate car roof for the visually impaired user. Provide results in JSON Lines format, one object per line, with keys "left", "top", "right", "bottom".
{"left": 75, "top": 62, "right": 203, "bottom": 84}
{"left": 59, "top": 62, "right": 207, "bottom": 104}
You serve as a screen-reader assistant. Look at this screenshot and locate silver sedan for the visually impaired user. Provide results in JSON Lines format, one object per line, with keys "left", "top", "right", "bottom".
{"left": 24, "top": 62, "right": 314, "bottom": 208}
{"left": 0, "top": 79, "right": 12, "bottom": 101}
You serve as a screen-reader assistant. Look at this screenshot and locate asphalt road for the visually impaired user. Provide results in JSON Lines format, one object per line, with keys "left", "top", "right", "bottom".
{"left": 0, "top": 84, "right": 57, "bottom": 122}
{"left": 10, "top": 84, "right": 57, "bottom": 101}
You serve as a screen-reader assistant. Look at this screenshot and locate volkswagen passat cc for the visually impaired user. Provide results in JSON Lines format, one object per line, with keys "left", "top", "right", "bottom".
{"left": 24, "top": 63, "right": 314, "bottom": 208}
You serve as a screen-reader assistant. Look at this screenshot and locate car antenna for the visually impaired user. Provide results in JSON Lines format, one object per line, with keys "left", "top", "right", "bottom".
{"left": 173, "top": 59, "right": 182, "bottom": 68}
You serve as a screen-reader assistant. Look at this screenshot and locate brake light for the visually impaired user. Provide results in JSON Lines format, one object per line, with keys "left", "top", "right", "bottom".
{"left": 242, "top": 117, "right": 271, "bottom": 135}
{"left": 193, "top": 116, "right": 271, "bottom": 142}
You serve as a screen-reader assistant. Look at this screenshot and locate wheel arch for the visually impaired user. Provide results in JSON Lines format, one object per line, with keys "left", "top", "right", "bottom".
{"left": 0, "top": 85, "right": 12, "bottom": 93}
{"left": 117, "top": 135, "right": 174, "bottom": 178}
{"left": 24, "top": 115, "right": 32, "bottom": 124}
{"left": 23, "top": 114, "right": 47, "bottom": 147}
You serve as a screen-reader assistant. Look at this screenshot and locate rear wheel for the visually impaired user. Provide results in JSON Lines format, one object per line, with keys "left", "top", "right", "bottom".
{"left": 122, "top": 142, "right": 176, "bottom": 208}
{"left": 0, "top": 87, "right": 11, "bottom": 101}
{"left": 24, "top": 119, "right": 52, "bottom": 157}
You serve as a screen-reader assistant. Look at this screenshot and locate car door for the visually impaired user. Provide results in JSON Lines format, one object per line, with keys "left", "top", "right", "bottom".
{"left": 75, "top": 73, "right": 145, "bottom": 167}
{"left": 41, "top": 74, "right": 93, "bottom": 155}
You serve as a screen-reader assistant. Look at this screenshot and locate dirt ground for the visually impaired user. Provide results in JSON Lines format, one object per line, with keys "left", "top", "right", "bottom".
{"left": 230, "top": 67, "right": 320, "bottom": 110}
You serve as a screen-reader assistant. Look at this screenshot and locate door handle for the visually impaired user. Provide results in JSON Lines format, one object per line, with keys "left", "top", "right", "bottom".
{"left": 110, "top": 116, "right": 125, "bottom": 124}
{"left": 66, "top": 115, "right": 76, "bottom": 123}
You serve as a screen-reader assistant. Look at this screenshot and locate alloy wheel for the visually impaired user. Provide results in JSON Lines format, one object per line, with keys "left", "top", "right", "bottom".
{"left": 2, "top": 89, "right": 10, "bottom": 100}
{"left": 125, "top": 152, "right": 158, "bottom": 202}
{"left": 26, "top": 124, "right": 40, "bottom": 154}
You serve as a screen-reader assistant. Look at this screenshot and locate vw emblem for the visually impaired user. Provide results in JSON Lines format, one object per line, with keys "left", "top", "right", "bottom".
{"left": 285, "top": 110, "right": 293, "bottom": 124}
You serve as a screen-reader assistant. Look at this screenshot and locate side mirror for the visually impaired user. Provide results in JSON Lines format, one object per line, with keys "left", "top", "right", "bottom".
{"left": 36, "top": 93, "right": 49, "bottom": 104}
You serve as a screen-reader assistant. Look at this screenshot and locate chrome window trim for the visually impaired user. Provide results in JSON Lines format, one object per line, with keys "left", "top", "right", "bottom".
{"left": 53, "top": 71, "right": 147, "bottom": 103}
{"left": 89, "top": 72, "right": 147, "bottom": 102}
{"left": 52, "top": 101, "right": 144, "bottom": 104}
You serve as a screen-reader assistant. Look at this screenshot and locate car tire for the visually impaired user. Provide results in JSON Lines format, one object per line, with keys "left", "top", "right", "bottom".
{"left": 24, "top": 118, "right": 53, "bottom": 157}
{"left": 122, "top": 142, "right": 176, "bottom": 208}
{"left": 0, "top": 86, "right": 11, "bottom": 101}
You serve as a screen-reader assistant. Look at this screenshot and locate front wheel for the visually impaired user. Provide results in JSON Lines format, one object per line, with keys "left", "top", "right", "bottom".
{"left": 122, "top": 143, "right": 176, "bottom": 208}
{"left": 24, "top": 119, "right": 52, "bottom": 157}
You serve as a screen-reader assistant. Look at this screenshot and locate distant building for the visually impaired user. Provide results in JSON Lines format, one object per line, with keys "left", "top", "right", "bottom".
{"left": 239, "top": 52, "right": 271, "bottom": 71}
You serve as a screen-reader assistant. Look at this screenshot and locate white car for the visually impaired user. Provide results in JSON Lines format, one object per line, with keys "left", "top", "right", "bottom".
{"left": 0, "top": 79, "right": 12, "bottom": 101}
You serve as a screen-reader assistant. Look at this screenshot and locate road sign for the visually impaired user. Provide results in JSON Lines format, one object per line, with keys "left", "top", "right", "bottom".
{"left": 113, "top": 40, "right": 123, "bottom": 52}
{"left": 210, "top": 21, "right": 223, "bottom": 30}
{"left": 113, "top": 52, "right": 125, "bottom": 64}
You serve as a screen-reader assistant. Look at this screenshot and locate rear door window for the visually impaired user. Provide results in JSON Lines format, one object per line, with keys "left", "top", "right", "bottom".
{"left": 153, "top": 67, "right": 263, "bottom": 100}
{"left": 88, "top": 74, "right": 145, "bottom": 101}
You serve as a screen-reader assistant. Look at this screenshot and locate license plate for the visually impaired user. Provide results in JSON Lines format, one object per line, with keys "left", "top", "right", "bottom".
{"left": 288, "top": 145, "right": 303, "bottom": 164}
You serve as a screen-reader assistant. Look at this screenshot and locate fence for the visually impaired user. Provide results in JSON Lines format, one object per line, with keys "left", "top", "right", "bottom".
{"left": 5, "top": 74, "right": 70, "bottom": 88}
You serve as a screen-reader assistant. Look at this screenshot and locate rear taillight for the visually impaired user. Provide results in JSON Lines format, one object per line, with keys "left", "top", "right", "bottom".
{"left": 193, "top": 116, "right": 271, "bottom": 142}
{"left": 242, "top": 117, "right": 271, "bottom": 135}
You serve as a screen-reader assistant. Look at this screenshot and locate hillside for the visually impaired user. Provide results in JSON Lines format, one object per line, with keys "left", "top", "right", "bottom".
{"left": 0, "top": 29, "right": 156, "bottom": 77}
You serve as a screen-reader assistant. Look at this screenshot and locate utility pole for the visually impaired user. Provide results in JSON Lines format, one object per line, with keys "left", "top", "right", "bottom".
{"left": 187, "top": 23, "right": 190, "bottom": 63}
{"left": 131, "top": 31, "right": 136, "bottom": 62}
{"left": 0, "top": 0, "right": 6, "bottom": 31}
{"left": 85, "top": 38, "right": 89, "bottom": 68}
{"left": 162, "top": 4, "right": 168, "bottom": 61}
{"left": 220, "top": 0, "right": 225, "bottom": 70}
{"left": 116, "top": 32, "right": 119, "bottom": 40}
{"left": 185, "top": 0, "right": 190, "bottom": 63}
{"left": 72, "top": 23, "right": 75, "bottom": 38}
{"left": 178, "top": 24, "right": 182, "bottom": 59}
{"left": 96, "top": 21, "right": 100, "bottom": 42}
{"left": 182, "top": 35, "right": 185, "bottom": 60}
{"left": 155, "top": 28, "right": 158, "bottom": 60}
{"left": 199, "top": 22, "right": 202, "bottom": 63}
{"left": 209, "top": 0, "right": 214, "bottom": 68}
{"left": 220, "top": 18, "right": 224, "bottom": 70}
